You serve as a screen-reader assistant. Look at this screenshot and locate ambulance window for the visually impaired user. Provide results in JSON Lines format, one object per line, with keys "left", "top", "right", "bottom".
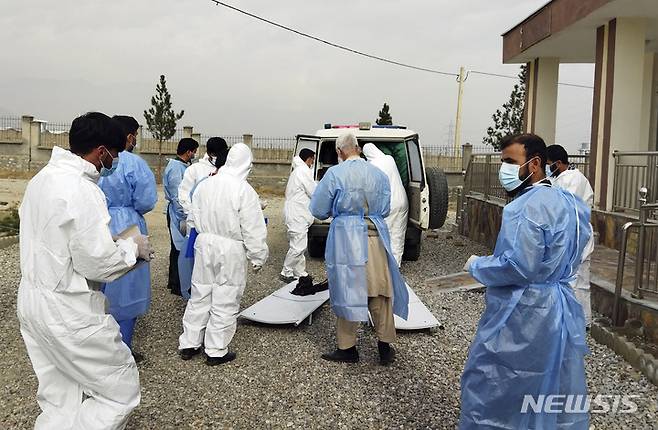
{"left": 317, "top": 139, "right": 338, "bottom": 181}
{"left": 296, "top": 139, "right": 318, "bottom": 158}
{"left": 407, "top": 139, "right": 423, "bottom": 183}
{"left": 319, "top": 140, "right": 338, "bottom": 165}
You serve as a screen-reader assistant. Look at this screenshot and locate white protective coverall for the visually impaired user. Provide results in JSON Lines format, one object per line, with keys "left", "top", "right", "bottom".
{"left": 178, "top": 153, "right": 217, "bottom": 226}
{"left": 362, "top": 143, "right": 409, "bottom": 266}
{"left": 553, "top": 168, "right": 595, "bottom": 326}
{"left": 281, "top": 156, "right": 317, "bottom": 278}
{"left": 179, "top": 143, "right": 269, "bottom": 358}
{"left": 17, "top": 146, "right": 141, "bottom": 430}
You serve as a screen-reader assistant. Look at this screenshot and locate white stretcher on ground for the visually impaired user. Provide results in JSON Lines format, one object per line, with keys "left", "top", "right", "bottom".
{"left": 369, "top": 284, "right": 440, "bottom": 330}
{"left": 239, "top": 281, "right": 330, "bottom": 326}
{"left": 241, "top": 281, "right": 439, "bottom": 330}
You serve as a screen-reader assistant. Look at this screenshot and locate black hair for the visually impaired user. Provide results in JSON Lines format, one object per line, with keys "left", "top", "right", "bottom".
{"left": 206, "top": 137, "right": 228, "bottom": 157}
{"left": 111, "top": 115, "right": 140, "bottom": 136}
{"left": 177, "top": 138, "right": 199, "bottom": 155}
{"left": 500, "top": 133, "right": 547, "bottom": 167}
{"left": 299, "top": 148, "right": 315, "bottom": 162}
{"left": 69, "top": 112, "right": 126, "bottom": 156}
{"left": 546, "top": 144, "right": 569, "bottom": 165}
{"left": 206, "top": 137, "right": 229, "bottom": 169}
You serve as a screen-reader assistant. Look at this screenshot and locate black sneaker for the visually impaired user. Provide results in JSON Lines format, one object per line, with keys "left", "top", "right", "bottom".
{"left": 131, "top": 351, "right": 145, "bottom": 363}
{"left": 206, "top": 352, "right": 237, "bottom": 366}
{"left": 321, "top": 346, "right": 359, "bottom": 363}
{"left": 378, "top": 341, "right": 395, "bottom": 366}
{"left": 279, "top": 274, "right": 297, "bottom": 284}
{"left": 179, "top": 347, "right": 202, "bottom": 361}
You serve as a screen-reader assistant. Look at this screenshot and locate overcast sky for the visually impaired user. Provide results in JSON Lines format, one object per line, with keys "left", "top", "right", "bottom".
{"left": 0, "top": 0, "right": 595, "bottom": 152}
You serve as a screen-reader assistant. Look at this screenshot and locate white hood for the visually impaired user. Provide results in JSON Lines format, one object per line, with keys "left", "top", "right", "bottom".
{"left": 222, "top": 143, "right": 253, "bottom": 182}
{"left": 199, "top": 153, "right": 215, "bottom": 169}
{"left": 292, "top": 156, "right": 307, "bottom": 170}
{"left": 49, "top": 146, "right": 101, "bottom": 183}
{"left": 361, "top": 143, "right": 409, "bottom": 266}
{"left": 362, "top": 143, "right": 385, "bottom": 162}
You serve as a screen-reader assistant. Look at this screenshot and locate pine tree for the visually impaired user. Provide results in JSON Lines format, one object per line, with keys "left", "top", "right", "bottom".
{"left": 144, "top": 75, "right": 184, "bottom": 180}
{"left": 482, "top": 65, "right": 527, "bottom": 150}
{"left": 376, "top": 103, "right": 393, "bottom": 125}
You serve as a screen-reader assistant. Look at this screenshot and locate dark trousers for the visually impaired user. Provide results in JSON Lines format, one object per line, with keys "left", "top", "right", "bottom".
{"left": 166, "top": 209, "right": 181, "bottom": 296}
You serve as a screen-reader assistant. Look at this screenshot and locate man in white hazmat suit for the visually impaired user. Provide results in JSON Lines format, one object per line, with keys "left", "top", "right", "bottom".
{"left": 178, "top": 143, "right": 269, "bottom": 365}
{"left": 17, "top": 112, "right": 153, "bottom": 429}
{"left": 178, "top": 137, "right": 228, "bottom": 233}
{"left": 280, "top": 148, "right": 317, "bottom": 283}
{"left": 547, "top": 144, "right": 595, "bottom": 327}
{"left": 362, "top": 143, "right": 409, "bottom": 266}
{"left": 176, "top": 137, "right": 230, "bottom": 300}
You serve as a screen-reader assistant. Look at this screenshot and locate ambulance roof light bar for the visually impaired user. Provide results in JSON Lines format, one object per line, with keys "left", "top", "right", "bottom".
{"left": 323, "top": 122, "right": 373, "bottom": 130}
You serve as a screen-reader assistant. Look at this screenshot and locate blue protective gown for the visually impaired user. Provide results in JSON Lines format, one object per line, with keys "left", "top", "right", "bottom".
{"left": 309, "top": 158, "right": 409, "bottom": 322}
{"left": 177, "top": 176, "right": 209, "bottom": 300}
{"left": 98, "top": 151, "right": 157, "bottom": 322}
{"left": 459, "top": 184, "right": 591, "bottom": 430}
{"left": 163, "top": 158, "right": 188, "bottom": 251}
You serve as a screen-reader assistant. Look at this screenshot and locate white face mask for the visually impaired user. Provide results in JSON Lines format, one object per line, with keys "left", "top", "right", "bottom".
{"left": 100, "top": 148, "right": 119, "bottom": 177}
{"left": 498, "top": 157, "right": 536, "bottom": 192}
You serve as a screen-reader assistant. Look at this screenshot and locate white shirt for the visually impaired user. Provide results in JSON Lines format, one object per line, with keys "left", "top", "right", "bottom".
{"left": 553, "top": 168, "right": 594, "bottom": 207}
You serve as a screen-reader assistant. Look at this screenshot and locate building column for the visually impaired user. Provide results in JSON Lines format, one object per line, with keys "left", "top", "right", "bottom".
{"left": 183, "top": 126, "right": 193, "bottom": 139}
{"left": 21, "top": 116, "right": 33, "bottom": 169}
{"left": 243, "top": 134, "right": 253, "bottom": 149}
{"left": 640, "top": 53, "right": 655, "bottom": 151}
{"left": 132, "top": 126, "right": 143, "bottom": 154}
{"left": 590, "top": 18, "right": 648, "bottom": 211}
{"left": 648, "top": 53, "right": 658, "bottom": 152}
{"left": 524, "top": 57, "right": 559, "bottom": 144}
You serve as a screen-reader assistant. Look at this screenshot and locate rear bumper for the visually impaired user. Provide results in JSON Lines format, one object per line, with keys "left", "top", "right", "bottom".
{"left": 308, "top": 223, "right": 330, "bottom": 238}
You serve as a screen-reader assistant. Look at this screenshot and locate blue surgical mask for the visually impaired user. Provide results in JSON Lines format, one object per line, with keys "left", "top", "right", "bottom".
{"left": 545, "top": 163, "right": 557, "bottom": 178}
{"left": 100, "top": 149, "right": 119, "bottom": 177}
{"left": 498, "top": 157, "right": 535, "bottom": 192}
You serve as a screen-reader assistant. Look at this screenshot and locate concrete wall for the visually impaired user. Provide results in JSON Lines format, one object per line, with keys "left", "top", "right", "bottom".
{"left": 459, "top": 194, "right": 640, "bottom": 252}
{"left": 459, "top": 195, "right": 504, "bottom": 249}
{"left": 591, "top": 209, "right": 637, "bottom": 251}
{"left": 0, "top": 118, "right": 294, "bottom": 189}
{"left": 591, "top": 279, "right": 658, "bottom": 345}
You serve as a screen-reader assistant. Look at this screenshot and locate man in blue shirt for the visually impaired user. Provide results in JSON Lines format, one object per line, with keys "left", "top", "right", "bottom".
{"left": 98, "top": 116, "right": 158, "bottom": 362}
{"left": 163, "top": 138, "right": 198, "bottom": 296}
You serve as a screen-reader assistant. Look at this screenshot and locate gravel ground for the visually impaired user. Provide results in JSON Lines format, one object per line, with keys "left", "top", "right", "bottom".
{"left": 1, "top": 190, "right": 657, "bottom": 429}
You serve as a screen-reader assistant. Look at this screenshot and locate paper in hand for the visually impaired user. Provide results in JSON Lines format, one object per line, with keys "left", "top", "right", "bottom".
{"left": 116, "top": 224, "right": 148, "bottom": 271}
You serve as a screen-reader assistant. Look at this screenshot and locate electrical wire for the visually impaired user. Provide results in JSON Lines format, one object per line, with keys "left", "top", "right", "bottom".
{"left": 208, "top": 0, "right": 458, "bottom": 77}
{"left": 470, "top": 70, "right": 594, "bottom": 89}
{"left": 208, "top": 0, "right": 595, "bottom": 89}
